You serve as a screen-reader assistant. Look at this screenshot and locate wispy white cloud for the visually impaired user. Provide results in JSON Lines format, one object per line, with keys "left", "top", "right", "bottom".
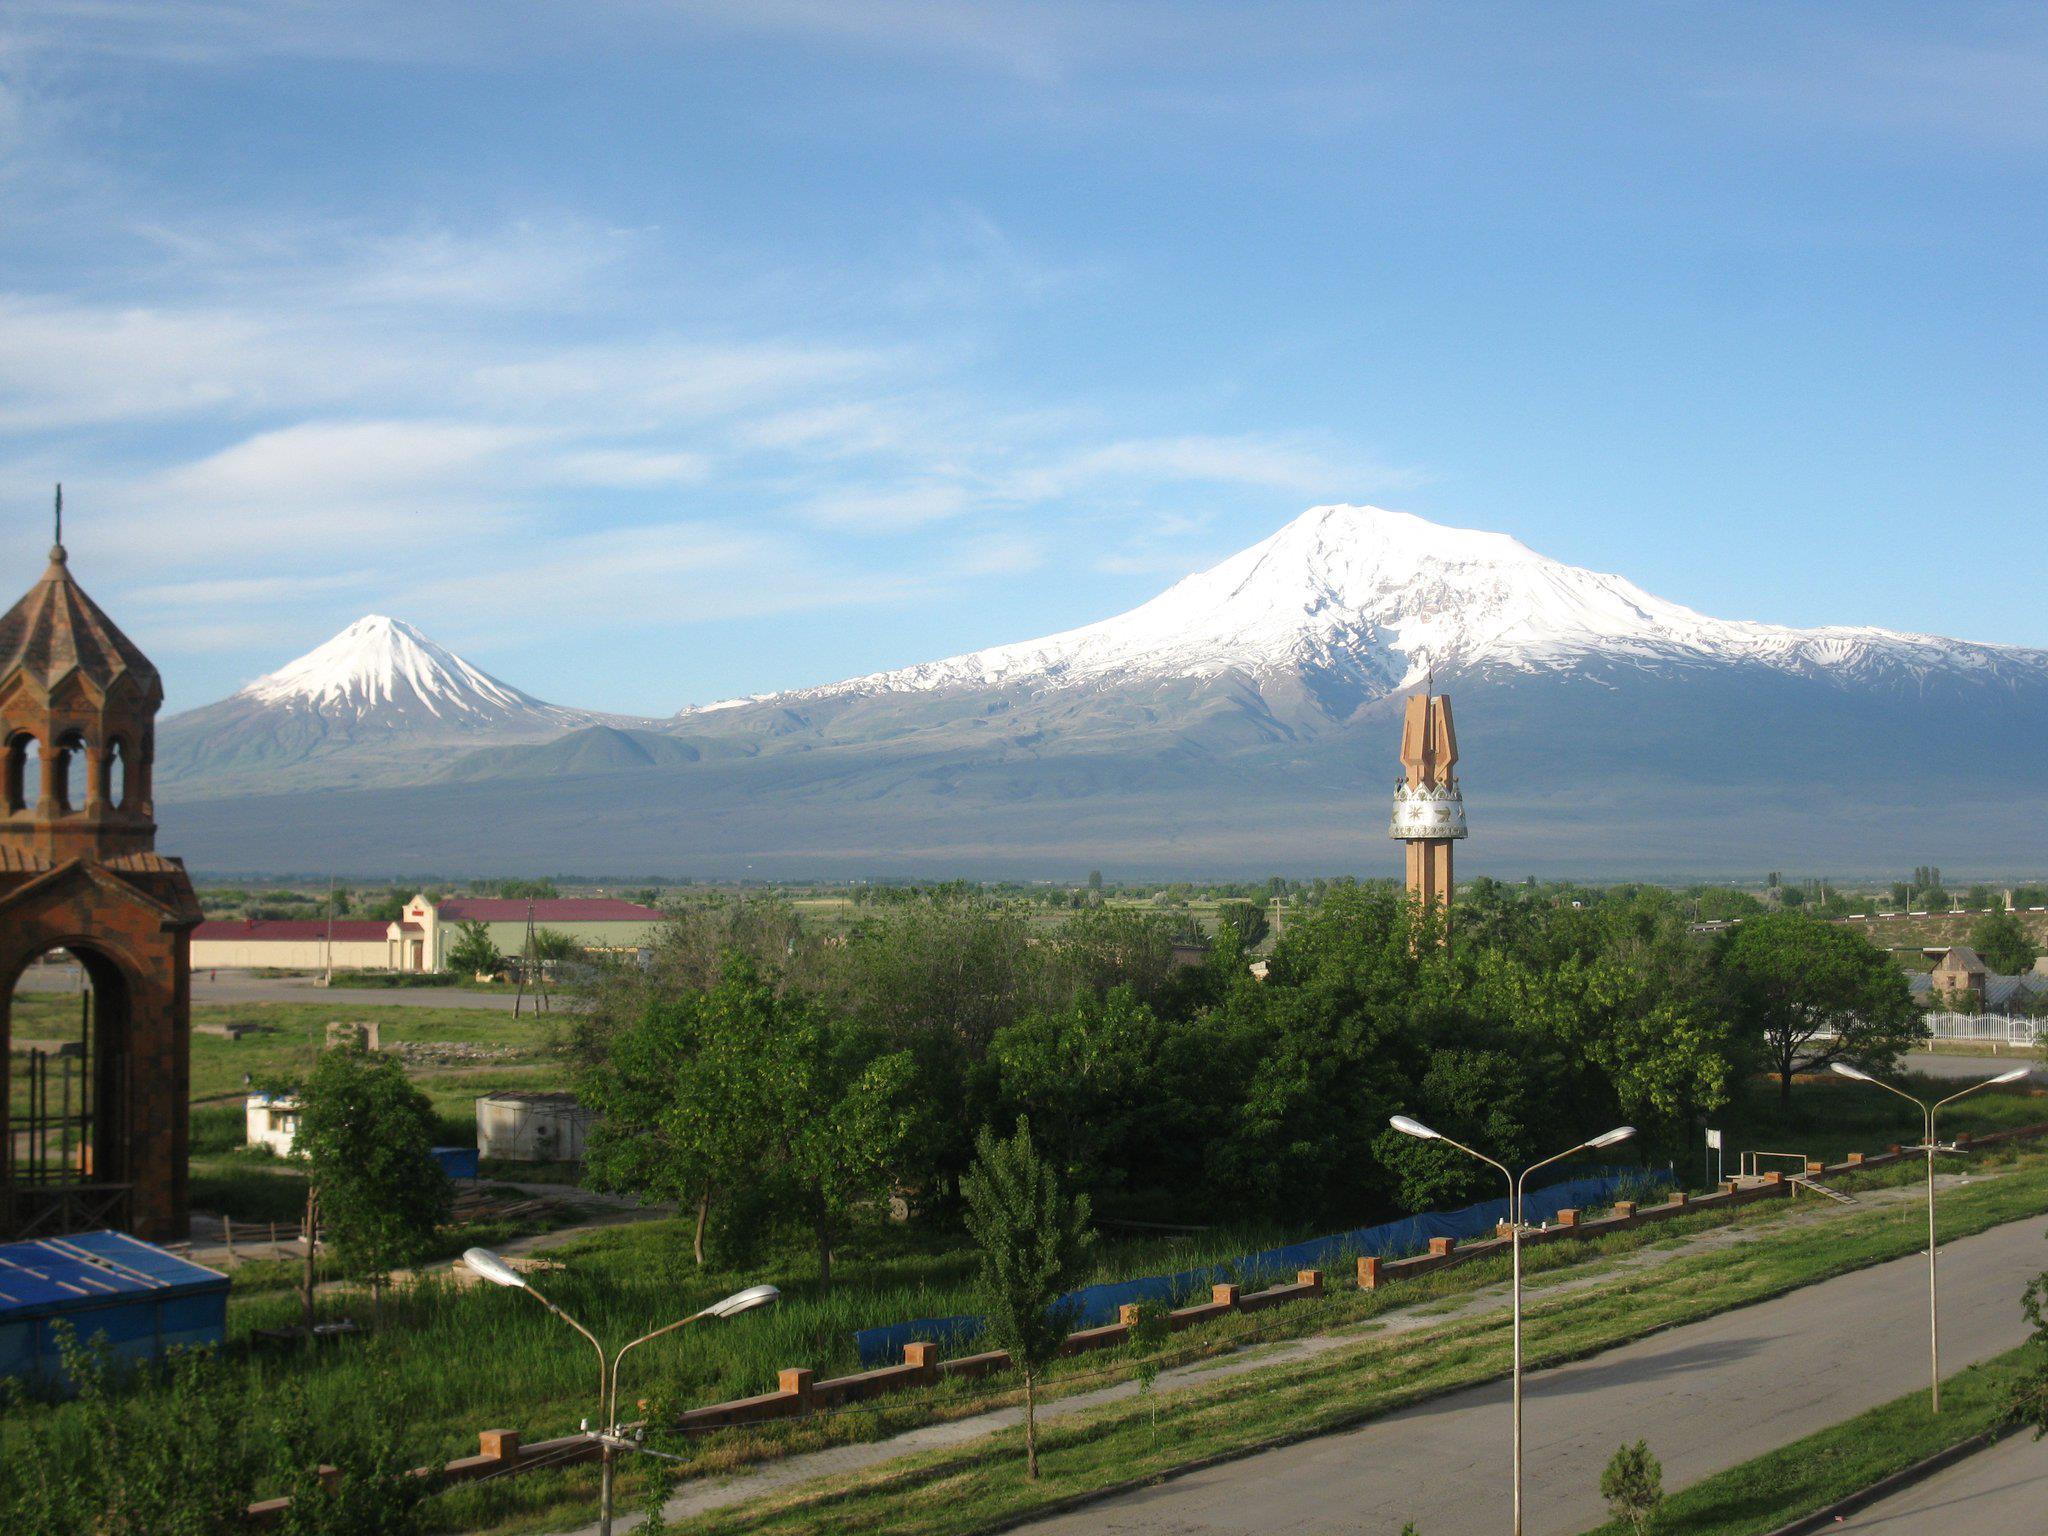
{"left": 794, "top": 481, "right": 973, "bottom": 531}
{"left": 1014, "top": 432, "right": 1425, "bottom": 501}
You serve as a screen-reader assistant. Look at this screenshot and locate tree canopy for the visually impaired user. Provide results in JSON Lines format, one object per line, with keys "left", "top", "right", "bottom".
{"left": 1715, "top": 911, "right": 1917, "bottom": 1102}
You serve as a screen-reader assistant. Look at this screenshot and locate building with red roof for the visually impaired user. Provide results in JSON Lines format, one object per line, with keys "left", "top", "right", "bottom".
{"left": 188, "top": 894, "right": 665, "bottom": 974}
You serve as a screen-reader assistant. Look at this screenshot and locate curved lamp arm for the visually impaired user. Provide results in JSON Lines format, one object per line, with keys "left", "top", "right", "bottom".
{"left": 523, "top": 1279, "right": 609, "bottom": 1420}
{"left": 1831, "top": 1062, "right": 1933, "bottom": 1142}
{"left": 607, "top": 1313, "right": 705, "bottom": 1434}
{"left": 1514, "top": 1127, "right": 1633, "bottom": 1225}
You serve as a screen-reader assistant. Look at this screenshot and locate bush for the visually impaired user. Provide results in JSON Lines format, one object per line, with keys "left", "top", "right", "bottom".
{"left": 1601, "top": 1439, "right": 1664, "bottom": 1534}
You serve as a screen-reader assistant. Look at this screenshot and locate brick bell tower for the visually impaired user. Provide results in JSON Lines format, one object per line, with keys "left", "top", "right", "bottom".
{"left": 0, "top": 490, "right": 201, "bottom": 1240}
{"left": 1389, "top": 685, "right": 1466, "bottom": 920}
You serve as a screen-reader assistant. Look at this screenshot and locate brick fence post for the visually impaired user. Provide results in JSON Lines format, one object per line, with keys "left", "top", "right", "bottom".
{"left": 1210, "top": 1282, "right": 1240, "bottom": 1310}
{"left": 778, "top": 1367, "right": 814, "bottom": 1413}
{"left": 1117, "top": 1302, "right": 1142, "bottom": 1327}
{"left": 1296, "top": 1268, "right": 1323, "bottom": 1295}
{"left": 1612, "top": 1201, "right": 1636, "bottom": 1219}
{"left": 1427, "top": 1237, "right": 1456, "bottom": 1257}
{"left": 902, "top": 1342, "right": 938, "bottom": 1383}
{"left": 1553, "top": 1208, "right": 1578, "bottom": 1228}
{"left": 477, "top": 1430, "right": 520, "bottom": 1468}
{"left": 1357, "top": 1256, "right": 1383, "bottom": 1290}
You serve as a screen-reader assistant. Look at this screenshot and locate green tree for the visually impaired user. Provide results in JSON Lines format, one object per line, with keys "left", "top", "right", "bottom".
{"left": 1715, "top": 912, "right": 1919, "bottom": 1103}
{"left": 2012, "top": 1268, "right": 2048, "bottom": 1436}
{"left": 751, "top": 997, "right": 917, "bottom": 1291}
{"left": 1214, "top": 900, "right": 1271, "bottom": 950}
{"left": 578, "top": 970, "right": 774, "bottom": 1265}
{"left": 269, "top": 1376, "right": 425, "bottom": 1536}
{"left": 0, "top": 1329, "right": 263, "bottom": 1536}
{"left": 990, "top": 986, "right": 1163, "bottom": 1196}
{"left": 1126, "top": 1298, "right": 1172, "bottom": 1442}
{"left": 294, "top": 1044, "right": 450, "bottom": 1326}
{"left": 1600, "top": 1440, "right": 1664, "bottom": 1535}
{"left": 961, "top": 1117, "right": 1095, "bottom": 1480}
{"left": 1970, "top": 908, "right": 2038, "bottom": 975}
{"left": 446, "top": 919, "right": 501, "bottom": 978}
{"left": 529, "top": 926, "right": 581, "bottom": 965}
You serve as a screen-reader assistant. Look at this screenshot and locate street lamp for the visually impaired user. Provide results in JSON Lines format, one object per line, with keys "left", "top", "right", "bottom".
{"left": 1826, "top": 1062, "right": 2028, "bottom": 1411}
{"left": 1389, "top": 1119, "right": 1634, "bottom": 1536}
{"left": 462, "top": 1248, "right": 779, "bottom": 1535}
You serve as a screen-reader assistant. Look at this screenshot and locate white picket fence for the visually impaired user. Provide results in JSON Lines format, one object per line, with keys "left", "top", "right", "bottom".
{"left": 1923, "top": 1011, "right": 2039, "bottom": 1047}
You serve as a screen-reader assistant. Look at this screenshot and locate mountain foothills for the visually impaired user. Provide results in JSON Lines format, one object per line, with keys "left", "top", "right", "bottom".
{"left": 155, "top": 506, "right": 2048, "bottom": 877}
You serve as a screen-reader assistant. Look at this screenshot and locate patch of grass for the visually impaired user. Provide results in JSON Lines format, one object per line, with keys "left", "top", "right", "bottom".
{"left": 1579, "top": 1345, "right": 2044, "bottom": 1535}
{"left": 1706, "top": 1074, "right": 2044, "bottom": 1174}
{"left": 190, "top": 1162, "right": 312, "bottom": 1224}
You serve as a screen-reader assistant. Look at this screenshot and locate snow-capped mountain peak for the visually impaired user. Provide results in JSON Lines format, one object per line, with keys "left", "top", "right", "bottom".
{"left": 239, "top": 615, "right": 547, "bottom": 720}
{"left": 681, "top": 503, "right": 2048, "bottom": 715}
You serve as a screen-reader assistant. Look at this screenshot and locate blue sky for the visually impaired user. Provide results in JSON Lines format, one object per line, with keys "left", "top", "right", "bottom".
{"left": 1, "top": 2, "right": 2043, "bottom": 714}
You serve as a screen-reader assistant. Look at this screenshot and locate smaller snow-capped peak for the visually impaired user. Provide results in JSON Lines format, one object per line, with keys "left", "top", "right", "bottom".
{"left": 239, "top": 615, "right": 542, "bottom": 719}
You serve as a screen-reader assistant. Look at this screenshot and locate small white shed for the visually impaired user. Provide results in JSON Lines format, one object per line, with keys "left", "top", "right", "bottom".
{"left": 475, "top": 1091, "right": 597, "bottom": 1163}
{"left": 245, "top": 1093, "right": 302, "bottom": 1157}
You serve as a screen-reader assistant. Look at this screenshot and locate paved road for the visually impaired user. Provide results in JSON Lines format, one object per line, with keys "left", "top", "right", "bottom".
{"left": 1833, "top": 1429, "right": 2048, "bottom": 1533}
{"left": 1010, "top": 1213, "right": 2048, "bottom": 1536}
{"left": 17, "top": 966, "right": 530, "bottom": 1011}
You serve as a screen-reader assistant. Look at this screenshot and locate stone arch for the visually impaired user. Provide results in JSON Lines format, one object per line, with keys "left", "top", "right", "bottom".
{"left": 2, "top": 936, "right": 140, "bottom": 1227}
{"left": 102, "top": 734, "right": 129, "bottom": 809}
{"left": 4, "top": 730, "right": 36, "bottom": 812}
{"left": 51, "top": 728, "right": 87, "bottom": 814}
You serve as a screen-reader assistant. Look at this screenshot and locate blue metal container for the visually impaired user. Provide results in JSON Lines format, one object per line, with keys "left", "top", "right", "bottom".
{"left": 431, "top": 1145, "right": 479, "bottom": 1181}
{"left": 0, "top": 1231, "right": 230, "bottom": 1383}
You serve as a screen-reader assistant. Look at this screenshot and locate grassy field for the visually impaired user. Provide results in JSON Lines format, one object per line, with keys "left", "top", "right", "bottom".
{"left": 623, "top": 1150, "right": 2048, "bottom": 1536}
{"left": 1706, "top": 1073, "right": 2048, "bottom": 1172}
{"left": 1578, "top": 1345, "right": 2044, "bottom": 1535}
{"left": 1, "top": 1067, "right": 2041, "bottom": 1535}
{"left": 255, "top": 1138, "right": 2048, "bottom": 1530}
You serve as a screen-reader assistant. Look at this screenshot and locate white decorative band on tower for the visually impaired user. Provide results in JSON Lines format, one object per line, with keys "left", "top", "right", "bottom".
{"left": 1389, "top": 780, "right": 1468, "bottom": 841}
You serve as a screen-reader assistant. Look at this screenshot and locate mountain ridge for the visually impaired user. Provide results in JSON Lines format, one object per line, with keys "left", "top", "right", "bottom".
{"left": 150, "top": 504, "right": 2048, "bottom": 876}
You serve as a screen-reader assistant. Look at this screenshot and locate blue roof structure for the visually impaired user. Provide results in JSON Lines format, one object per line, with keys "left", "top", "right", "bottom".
{"left": 0, "top": 1231, "right": 229, "bottom": 1383}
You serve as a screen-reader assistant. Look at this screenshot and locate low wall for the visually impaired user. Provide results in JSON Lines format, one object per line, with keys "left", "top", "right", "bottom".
{"left": 246, "top": 1116, "right": 2048, "bottom": 1523}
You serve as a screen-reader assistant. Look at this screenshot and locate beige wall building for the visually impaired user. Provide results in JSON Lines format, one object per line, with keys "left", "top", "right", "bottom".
{"left": 191, "top": 917, "right": 417, "bottom": 972}
{"left": 189, "top": 894, "right": 664, "bottom": 974}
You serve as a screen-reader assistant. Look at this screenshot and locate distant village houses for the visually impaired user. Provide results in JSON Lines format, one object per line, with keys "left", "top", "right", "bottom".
{"left": 1912, "top": 943, "right": 2048, "bottom": 1012}
{"left": 190, "top": 892, "right": 665, "bottom": 974}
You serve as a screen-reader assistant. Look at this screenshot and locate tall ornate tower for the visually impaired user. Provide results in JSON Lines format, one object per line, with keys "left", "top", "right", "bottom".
{"left": 1390, "top": 688, "right": 1466, "bottom": 914}
{"left": 0, "top": 495, "right": 201, "bottom": 1240}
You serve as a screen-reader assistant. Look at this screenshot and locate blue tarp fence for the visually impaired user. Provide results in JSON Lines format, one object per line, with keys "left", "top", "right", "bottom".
{"left": 854, "top": 1166, "right": 1662, "bottom": 1367}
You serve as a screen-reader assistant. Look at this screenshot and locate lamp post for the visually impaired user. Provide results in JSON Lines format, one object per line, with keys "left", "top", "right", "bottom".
{"left": 1389, "top": 1117, "right": 1635, "bottom": 1536}
{"left": 463, "top": 1247, "right": 778, "bottom": 1535}
{"left": 1826, "top": 1062, "right": 2028, "bottom": 1411}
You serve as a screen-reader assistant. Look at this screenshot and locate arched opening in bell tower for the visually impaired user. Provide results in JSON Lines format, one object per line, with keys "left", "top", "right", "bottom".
{"left": 6, "top": 732, "right": 39, "bottom": 812}
{"left": 3, "top": 944, "right": 136, "bottom": 1235}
